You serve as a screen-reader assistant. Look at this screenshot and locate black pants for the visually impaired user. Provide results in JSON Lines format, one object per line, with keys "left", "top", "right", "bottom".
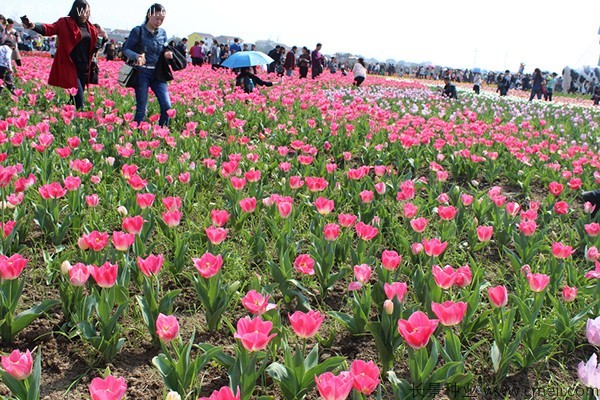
{"left": 0, "top": 66, "right": 14, "bottom": 93}
{"left": 544, "top": 88, "right": 553, "bottom": 101}
{"left": 353, "top": 76, "right": 365, "bottom": 87}
{"left": 473, "top": 84, "right": 480, "bottom": 94}
{"left": 192, "top": 57, "right": 204, "bottom": 66}
{"left": 299, "top": 66, "right": 308, "bottom": 78}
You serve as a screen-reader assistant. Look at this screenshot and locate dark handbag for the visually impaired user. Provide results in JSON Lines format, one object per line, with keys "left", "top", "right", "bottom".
{"left": 117, "top": 63, "right": 137, "bottom": 87}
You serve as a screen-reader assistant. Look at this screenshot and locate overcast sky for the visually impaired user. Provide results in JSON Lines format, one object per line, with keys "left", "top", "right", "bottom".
{"left": 3, "top": 0, "right": 600, "bottom": 72}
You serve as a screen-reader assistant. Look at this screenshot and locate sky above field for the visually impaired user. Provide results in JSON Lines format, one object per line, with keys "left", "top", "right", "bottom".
{"left": 3, "top": 0, "right": 600, "bottom": 73}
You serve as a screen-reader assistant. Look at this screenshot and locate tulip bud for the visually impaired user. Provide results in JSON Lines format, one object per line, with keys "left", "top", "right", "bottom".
{"left": 165, "top": 391, "right": 182, "bottom": 400}
{"left": 383, "top": 299, "right": 394, "bottom": 315}
{"left": 77, "top": 237, "right": 89, "bottom": 250}
{"left": 105, "top": 156, "right": 115, "bottom": 166}
{"left": 117, "top": 206, "right": 128, "bottom": 216}
{"left": 97, "top": 171, "right": 103, "bottom": 179}
{"left": 61, "top": 260, "right": 72, "bottom": 274}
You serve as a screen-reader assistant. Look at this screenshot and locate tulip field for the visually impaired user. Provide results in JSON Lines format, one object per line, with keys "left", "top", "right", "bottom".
{"left": 1, "top": 54, "right": 600, "bottom": 399}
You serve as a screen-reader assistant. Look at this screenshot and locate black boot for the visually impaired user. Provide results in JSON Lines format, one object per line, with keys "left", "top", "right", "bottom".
{"left": 582, "top": 190, "right": 600, "bottom": 218}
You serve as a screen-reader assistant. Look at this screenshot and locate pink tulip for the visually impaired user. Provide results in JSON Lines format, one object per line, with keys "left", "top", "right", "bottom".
{"left": 314, "top": 197, "right": 335, "bottom": 215}
{"left": 487, "top": 285, "right": 508, "bottom": 308}
{"left": 239, "top": 197, "right": 257, "bottom": 213}
{"left": 551, "top": 242, "right": 574, "bottom": 259}
{"left": 476, "top": 225, "right": 494, "bottom": 242}
{"left": 69, "top": 263, "right": 91, "bottom": 286}
{"left": 162, "top": 210, "right": 183, "bottom": 227}
{"left": 86, "top": 194, "right": 99, "bottom": 207}
{"left": 198, "top": 386, "right": 241, "bottom": 400}
{"left": 353, "top": 264, "right": 372, "bottom": 284}
{"left": 90, "top": 262, "right": 118, "bottom": 288}
{"left": 431, "top": 300, "right": 468, "bottom": 326}
{"left": 410, "top": 217, "right": 428, "bottom": 233}
{"left": 438, "top": 205, "right": 457, "bottom": 221}
{"left": 561, "top": 285, "right": 578, "bottom": 302}
{"left": 460, "top": 194, "right": 474, "bottom": 206}
{"left": 294, "top": 254, "right": 315, "bottom": 275}
{"left": 548, "top": 181, "right": 563, "bottom": 196}
{"left": 241, "top": 290, "right": 276, "bottom": 315}
{"left": 193, "top": 252, "right": 223, "bottom": 278}
{"left": 398, "top": 311, "right": 439, "bottom": 349}
{"left": 136, "top": 193, "right": 156, "bottom": 209}
{"left": 578, "top": 353, "right": 600, "bottom": 389}
{"left": 112, "top": 231, "right": 135, "bottom": 252}
{"left": 354, "top": 222, "right": 378, "bottom": 241}
{"left": 156, "top": 313, "right": 179, "bottom": 342}
{"left": 384, "top": 282, "right": 408, "bottom": 302}
{"left": 505, "top": 202, "right": 520, "bottom": 216}
{"left": 277, "top": 201, "right": 293, "bottom": 218}
{"left": 81, "top": 231, "right": 109, "bottom": 252}
{"left": 587, "top": 317, "right": 600, "bottom": 346}
{"left": 526, "top": 273, "right": 550, "bottom": 292}
{"left": 517, "top": 220, "right": 537, "bottom": 236}
{"left": 359, "top": 190, "right": 374, "bottom": 203}
{"left": 205, "top": 226, "right": 228, "bottom": 245}
{"left": 38, "top": 182, "right": 67, "bottom": 199}
{"left": 288, "top": 310, "right": 325, "bottom": 338}
{"left": 315, "top": 371, "right": 354, "bottom": 400}
{"left": 234, "top": 316, "right": 276, "bottom": 352}
{"left": 349, "top": 360, "right": 380, "bottom": 395}
{"left": 402, "top": 202, "right": 418, "bottom": 218}
{"left": 162, "top": 196, "right": 182, "bottom": 211}
{"left": 454, "top": 265, "right": 473, "bottom": 288}
{"left": 422, "top": 238, "right": 447, "bottom": 257}
{"left": 89, "top": 375, "right": 127, "bottom": 400}
{"left": 381, "top": 250, "right": 402, "bottom": 271}
{"left": 585, "top": 223, "right": 600, "bottom": 237}
{"left": 585, "top": 261, "right": 600, "bottom": 279}
{"left": 338, "top": 213, "right": 357, "bottom": 228}
{"left": 1, "top": 349, "right": 33, "bottom": 380}
{"left": 323, "top": 223, "right": 341, "bottom": 241}
{"left": 122, "top": 216, "right": 145, "bottom": 234}
{"left": 137, "top": 254, "right": 164, "bottom": 277}
{"left": 431, "top": 265, "right": 456, "bottom": 289}
{"left": 210, "top": 209, "right": 230, "bottom": 227}
{"left": 0, "top": 254, "right": 28, "bottom": 280}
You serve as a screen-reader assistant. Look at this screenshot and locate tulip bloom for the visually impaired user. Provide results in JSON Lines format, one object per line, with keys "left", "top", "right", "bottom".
{"left": 81, "top": 231, "right": 110, "bottom": 252}
{"left": 162, "top": 210, "right": 183, "bottom": 227}
{"left": 89, "top": 375, "right": 127, "bottom": 400}
{"left": 277, "top": 201, "right": 293, "bottom": 218}
{"left": 294, "top": 254, "right": 315, "bottom": 275}
{"left": 314, "top": 197, "right": 335, "bottom": 215}
{"left": 136, "top": 193, "right": 156, "bottom": 209}
{"left": 90, "top": 262, "right": 118, "bottom": 288}
{"left": 431, "top": 265, "right": 456, "bottom": 289}
{"left": 353, "top": 264, "right": 372, "bottom": 284}
{"left": 398, "top": 311, "right": 439, "bottom": 349}
{"left": 431, "top": 301, "right": 468, "bottom": 326}
{"left": 69, "top": 263, "right": 91, "bottom": 286}
{"left": 355, "top": 222, "right": 378, "bottom": 241}
{"left": 0, "top": 254, "right": 28, "bottom": 280}
{"left": 587, "top": 317, "right": 600, "bottom": 346}
{"left": 210, "top": 209, "right": 230, "bottom": 227}
{"left": 239, "top": 197, "right": 257, "bottom": 213}
{"left": 338, "top": 213, "right": 357, "bottom": 228}
{"left": 193, "top": 252, "right": 223, "bottom": 278}
{"left": 517, "top": 220, "right": 537, "bottom": 236}
{"left": 323, "top": 223, "right": 341, "bottom": 241}
{"left": 198, "top": 386, "right": 241, "bottom": 400}
{"left": 205, "top": 226, "right": 228, "bottom": 245}
{"left": 122, "top": 216, "right": 145, "bottom": 234}
{"left": 551, "top": 242, "right": 574, "bottom": 259}
{"left": 315, "top": 371, "right": 354, "bottom": 400}
{"left": 350, "top": 360, "right": 380, "bottom": 395}
{"left": 487, "top": 285, "right": 508, "bottom": 308}
{"left": 437, "top": 205, "right": 457, "bottom": 221}
{"left": 422, "top": 238, "right": 448, "bottom": 257}
{"left": 288, "top": 310, "right": 325, "bottom": 338}
{"left": 156, "top": 313, "right": 179, "bottom": 342}
{"left": 454, "top": 265, "right": 473, "bottom": 288}
{"left": 1, "top": 349, "right": 33, "bottom": 380}
{"left": 241, "top": 290, "right": 276, "bottom": 315}
{"left": 578, "top": 353, "right": 600, "bottom": 389}
{"left": 384, "top": 282, "right": 408, "bottom": 302}
{"left": 562, "top": 285, "right": 577, "bottom": 302}
{"left": 548, "top": 181, "right": 563, "bottom": 196}
{"left": 112, "top": 231, "right": 135, "bottom": 252}
{"left": 381, "top": 250, "right": 402, "bottom": 271}
{"left": 476, "top": 225, "right": 494, "bottom": 242}
{"left": 137, "top": 254, "right": 164, "bottom": 277}
{"left": 410, "top": 217, "right": 428, "bottom": 233}
{"left": 526, "top": 273, "right": 550, "bottom": 292}
{"left": 234, "top": 316, "right": 276, "bottom": 352}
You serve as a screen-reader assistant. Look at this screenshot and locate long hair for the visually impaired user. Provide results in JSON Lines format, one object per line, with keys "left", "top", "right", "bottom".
{"left": 68, "top": 0, "right": 89, "bottom": 20}
{"left": 145, "top": 3, "right": 166, "bottom": 24}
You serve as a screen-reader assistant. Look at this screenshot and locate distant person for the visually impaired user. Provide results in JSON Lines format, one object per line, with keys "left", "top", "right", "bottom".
{"left": 267, "top": 45, "right": 280, "bottom": 73}
{"left": 473, "top": 72, "right": 482, "bottom": 94}
{"left": 190, "top": 40, "right": 204, "bottom": 66}
{"left": 284, "top": 45, "right": 297, "bottom": 77}
{"left": 176, "top": 38, "right": 188, "bottom": 57}
{"left": 298, "top": 46, "right": 310, "bottom": 79}
{"left": 103, "top": 39, "right": 116, "bottom": 60}
{"left": 0, "top": 39, "right": 16, "bottom": 94}
{"left": 311, "top": 43, "right": 323, "bottom": 78}
{"left": 23, "top": 0, "right": 108, "bottom": 109}
{"left": 328, "top": 56, "right": 337, "bottom": 74}
{"left": 210, "top": 39, "right": 220, "bottom": 70}
{"left": 498, "top": 70, "right": 510, "bottom": 96}
{"left": 352, "top": 58, "right": 367, "bottom": 87}
{"left": 442, "top": 77, "right": 458, "bottom": 99}
{"left": 544, "top": 72, "right": 557, "bottom": 101}
{"left": 230, "top": 38, "right": 241, "bottom": 54}
{"left": 528, "top": 68, "right": 544, "bottom": 101}
{"left": 592, "top": 85, "right": 600, "bottom": 106}
{"left": 4, "top": 19, "right": 22, "bottom": 67}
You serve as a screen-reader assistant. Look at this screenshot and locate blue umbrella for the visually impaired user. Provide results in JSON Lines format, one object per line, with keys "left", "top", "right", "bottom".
{"left": 472, "top": 67, "right": 481, "bottom": 73}
{"left": 221, "top": 51, "right": 274, "bottom": 68}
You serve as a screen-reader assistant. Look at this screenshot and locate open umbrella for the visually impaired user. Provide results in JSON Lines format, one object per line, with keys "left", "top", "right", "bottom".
{"left": 472, "top": 67, "right": 481, "bottom": 73}
{"left": 221, "top": 51, "right": 274, "bottom": 69}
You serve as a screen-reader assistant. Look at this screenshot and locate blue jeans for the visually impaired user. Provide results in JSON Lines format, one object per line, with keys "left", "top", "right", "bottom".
{"left": 134, "top": 67, "right": 171, "bottom": 127}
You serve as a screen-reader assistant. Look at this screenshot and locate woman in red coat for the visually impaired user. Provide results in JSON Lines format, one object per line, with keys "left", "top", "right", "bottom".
{"left": 23, "top": 0, "right": 107, "bottom": 109}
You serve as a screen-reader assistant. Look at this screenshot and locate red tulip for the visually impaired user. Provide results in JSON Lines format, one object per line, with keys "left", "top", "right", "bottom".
{"left": 487, "top": 285, "right": 508, "bottom": 308}
{"left": 234, "top": 316, "right": 276, "bottom": 352}
{"left": 397, "top": 311, "right": 439, "bottom": 349}
{"left": 89, "top": 375, "right": 127, "bottom": 400}
{"left": 431, "top": 300, "right": 468, "bottom": 326}
{"left": 193, "top": 252, "right": 223, "bottom": 278}
{"left": 1, "top": 349, "right": 33, "bottom": 380}
{"left": 349, "top": 360, "right": 380, "bottom": 395}
{"left": 156, "top": 313, "right": 179, "bottom": 342}
{"left": 288, "top": 310, "right": 325, "bottom": 338}
{"left": 315, "top": 371, "right": 354, "bottom": 400}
